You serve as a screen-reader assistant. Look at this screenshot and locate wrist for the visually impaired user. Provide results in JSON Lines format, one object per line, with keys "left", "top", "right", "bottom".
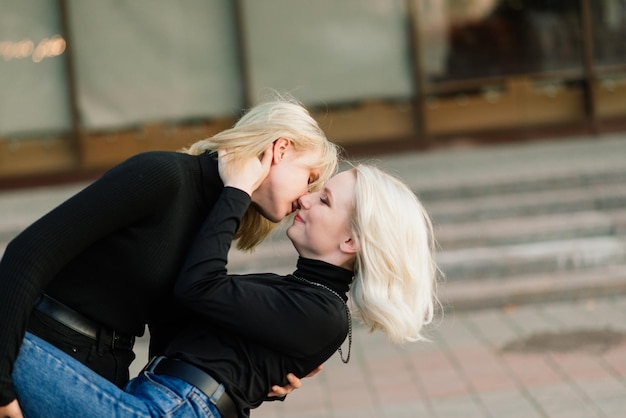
{"left": 224, "top": 183, "right": 253, "bottom": 196}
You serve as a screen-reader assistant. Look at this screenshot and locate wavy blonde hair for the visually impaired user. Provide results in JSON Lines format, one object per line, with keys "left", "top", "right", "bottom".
{"left": 348, "top": 165, "right": 440, "bottom": 344}
{"left": 183, "top": 96, "right": 339, "bottom": 251}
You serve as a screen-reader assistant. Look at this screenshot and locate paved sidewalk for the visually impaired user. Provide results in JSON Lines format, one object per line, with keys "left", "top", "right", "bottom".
{"left": 249, "top": 295, "right": 626, "bottom": 418}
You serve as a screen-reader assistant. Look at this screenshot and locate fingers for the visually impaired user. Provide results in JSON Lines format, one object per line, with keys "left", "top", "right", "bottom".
{"left": 265, "top": 366, "right": 323, "bottom": 398}
{"left": 267, "top": 385, "right": 289, "bottom": 397}
{"left": 217, "top": 147, "right": 268, "bottom": 195}
{"left": 0, "top": 399, "right": 24, "bottom": 418}
{"left": 262, "top": 144, "right": 273, "bottom": 160}
{"left": 266, "top": 373, "right": 302, "bottom": 397}
{"left": 260, "top": 145, "right": 273, "bottom": 170}
{"left": 305, "top": 365, "right": 323, "bottom": 378}
{"left": 285, "top": 373, "right": 302, "bottom": 389}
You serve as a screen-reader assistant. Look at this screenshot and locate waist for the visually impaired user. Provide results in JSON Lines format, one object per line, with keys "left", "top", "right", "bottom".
{"left": 32, "top": 293, "right": 135, "bottom": 350}
{"left": 144, "top": 356, "right": 238, "bottom": 418}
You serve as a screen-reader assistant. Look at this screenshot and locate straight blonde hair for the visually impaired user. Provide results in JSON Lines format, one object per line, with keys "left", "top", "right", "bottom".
{"left": 349, "top": 165, "right": 440, "bottom": 344}
{"left": 183, "top": 96, "right": 339, "bottom": 251}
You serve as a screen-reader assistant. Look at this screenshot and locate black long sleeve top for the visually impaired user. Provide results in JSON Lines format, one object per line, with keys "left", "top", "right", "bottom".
{"left": 0, "top": 151, "right": 223, "bottom": 404}
{"left": 171, "top": 187, "right": 352, "bottom": 418}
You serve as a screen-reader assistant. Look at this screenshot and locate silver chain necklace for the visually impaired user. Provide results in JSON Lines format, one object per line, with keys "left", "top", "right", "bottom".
{"left": 290, "top": 274, "right": 352, "bottom": 364}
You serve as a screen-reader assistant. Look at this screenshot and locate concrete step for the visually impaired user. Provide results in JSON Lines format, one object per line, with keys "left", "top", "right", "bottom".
{"left": 441, "top": 263, "right": 626, "bottom": 312}
{"left": 416, "top": 166, "right": 626, "bottom": 202}
{"left": 0, "top": 183, "right": 86, "bottom": 244}
{"left": 425, "top": 183, "right": 626, "bottom": 224}
{"left": 437, "top": 236, "right": 626, "bottom": 282}
{"left": 435, "top": 210, "right": 626, "bottom": 250}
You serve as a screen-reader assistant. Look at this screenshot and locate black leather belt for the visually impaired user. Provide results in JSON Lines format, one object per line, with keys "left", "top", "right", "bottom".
{"left": 33, "top": 294, "right": 135, "bottom": 351}
{"left": 145, "top": 357, "right": 238, "bottom": 418}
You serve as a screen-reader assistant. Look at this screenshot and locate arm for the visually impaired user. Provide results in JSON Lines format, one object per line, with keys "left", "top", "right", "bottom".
{"left": 176, "top": 151, "right": 346, "bottom": 354}
{"left": 176, "top": 150, "right": 326, "bottom": 394}
{"left": 0, "top": 152, "right": 185, "bottom": 405}
{"left": 176, "top": 187, "right": 332, "bottom": 399}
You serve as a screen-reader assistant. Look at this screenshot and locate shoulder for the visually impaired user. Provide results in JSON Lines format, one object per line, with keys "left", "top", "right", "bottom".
{"left": 121, "top": 151, "right": 194, "bottom": 170}
{"left": 105, "top": 151, "right": 198, "bottom": 182}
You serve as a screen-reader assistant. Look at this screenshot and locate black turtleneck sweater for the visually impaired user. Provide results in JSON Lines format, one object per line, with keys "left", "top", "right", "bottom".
{"left": 170, "top": 187, "right": 353, "bottom": 418}
{"left": 0, "top": 151, "right": 223, "bottom": 405}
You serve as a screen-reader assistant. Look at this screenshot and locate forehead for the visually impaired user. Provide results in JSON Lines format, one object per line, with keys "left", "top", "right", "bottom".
{"left": 326, "top": 170, "right": 356, "bottom": 202}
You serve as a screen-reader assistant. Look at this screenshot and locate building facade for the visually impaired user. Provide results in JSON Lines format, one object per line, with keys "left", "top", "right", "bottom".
{"left": 1, "top": 0, "right": 625, "bottom": 181}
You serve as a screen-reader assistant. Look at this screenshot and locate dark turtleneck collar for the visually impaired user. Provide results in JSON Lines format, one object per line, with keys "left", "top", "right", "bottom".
{"left": 291, "top": 257, "right": 353, "bottom": 301}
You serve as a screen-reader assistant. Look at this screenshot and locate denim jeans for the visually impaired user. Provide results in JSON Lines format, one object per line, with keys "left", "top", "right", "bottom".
{"left": 13, "top": 332, "right": 222, "bottom": 418}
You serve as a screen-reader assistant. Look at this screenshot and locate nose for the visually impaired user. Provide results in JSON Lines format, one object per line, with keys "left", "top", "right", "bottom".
{"left": 298, "top": 193, "right": 312, "bottom": 209}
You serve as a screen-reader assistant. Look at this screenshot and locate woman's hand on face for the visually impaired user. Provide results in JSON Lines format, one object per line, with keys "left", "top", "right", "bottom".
{"left": 218, "top": 146, "right": 273, "bottom": 196}
{"left": 0, "top": 399, "right": 24, "bottom": 418}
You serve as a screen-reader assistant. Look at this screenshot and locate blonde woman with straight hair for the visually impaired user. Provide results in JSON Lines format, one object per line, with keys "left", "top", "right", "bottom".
{"left": 13, "top": 159, "right": 440, "bottom": 418}
{"left": 0, "top": 95, "right": 340, "bottom": 417}
{"left": 349, "top": 164, "right": 438, "bottom": 344}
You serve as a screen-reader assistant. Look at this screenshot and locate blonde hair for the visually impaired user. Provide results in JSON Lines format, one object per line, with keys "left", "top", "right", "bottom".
{"left": 183, "top": 96, "right": 339, "bottom": 251}
{"left": 348, "top": 165, "right": 440, "bottom": 344}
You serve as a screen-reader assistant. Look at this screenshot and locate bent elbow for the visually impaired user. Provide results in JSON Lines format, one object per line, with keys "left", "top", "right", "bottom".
{"left": 173, "top": 275, "right": 195, "bottom": 303}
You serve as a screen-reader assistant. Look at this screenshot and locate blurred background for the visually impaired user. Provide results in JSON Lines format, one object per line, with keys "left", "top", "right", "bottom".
{"left": 2, "top": 0, "right": 626, "bottom": 185}
{"left": 3, "top": 2, "right": 626, "bottom": 416}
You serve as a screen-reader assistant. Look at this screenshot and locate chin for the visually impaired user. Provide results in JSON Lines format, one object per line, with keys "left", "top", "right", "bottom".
{"left": 269, "top": 214, "right": 283, "bottom": 223}
{"left": 253, "top": 203, "right": 281, "bottom": 223}
{"left": 286, "top": 228, "right": 298, "bottom": 243}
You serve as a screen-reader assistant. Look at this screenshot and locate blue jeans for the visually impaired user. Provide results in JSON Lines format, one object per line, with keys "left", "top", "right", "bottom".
{"left": 13, "top": 332, "right": 222, "bottom": 418}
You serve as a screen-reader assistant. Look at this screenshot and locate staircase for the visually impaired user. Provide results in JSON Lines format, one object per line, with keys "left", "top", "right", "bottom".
{"left": 422, "top": 165, "right": 626, "bottom": 311}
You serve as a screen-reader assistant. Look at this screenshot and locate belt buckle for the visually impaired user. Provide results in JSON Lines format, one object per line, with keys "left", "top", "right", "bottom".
{"left": 111, "top": 330, "right": 134, "bottom": 350}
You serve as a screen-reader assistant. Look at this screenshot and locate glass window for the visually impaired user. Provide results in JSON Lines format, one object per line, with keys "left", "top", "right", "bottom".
{"left": 67, "top": 0, "right": 241, "bottom": 130}
{"left": 590, "top": 0, "right": 626, "bottom": 67}
{"left": 0, "top": 0, "right": 71, "bottom": 138}
{"left": 242, "top": 0, "right": 413, "bottom": 105}
{"left": 418, "top": 0, "right": 585, "bottom": 82}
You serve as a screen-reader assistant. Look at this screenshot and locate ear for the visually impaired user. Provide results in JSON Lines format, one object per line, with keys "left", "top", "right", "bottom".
{"left": 272, "top": 138, "right": 291, "bottom": 164}
{"left": 339, "top": 235, "right": 359, "bottom": 255}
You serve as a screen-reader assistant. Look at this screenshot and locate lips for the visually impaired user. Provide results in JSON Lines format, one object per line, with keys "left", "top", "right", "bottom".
{"left": 294, "top": 213, "right": 304, "bottom": 223}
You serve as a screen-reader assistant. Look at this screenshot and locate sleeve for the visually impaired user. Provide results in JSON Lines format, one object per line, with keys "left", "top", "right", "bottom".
{"left": 175, "top": 188, "right": 347, "bottom": 356}
{"left": 0, "top": 152, "right": 185, "bottom": 405}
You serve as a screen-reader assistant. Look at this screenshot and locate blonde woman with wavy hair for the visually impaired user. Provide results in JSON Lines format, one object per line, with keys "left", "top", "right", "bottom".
{"left": 0, "top": 96, "right": 339, "bottom": 417}
{"left": 184, "top": 97, "right": 339, "bottom": 250}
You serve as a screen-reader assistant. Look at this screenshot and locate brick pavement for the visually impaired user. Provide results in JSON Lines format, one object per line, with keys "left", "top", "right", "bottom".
{"left": 242, "top": 295, "right": 626, "bottom": 418}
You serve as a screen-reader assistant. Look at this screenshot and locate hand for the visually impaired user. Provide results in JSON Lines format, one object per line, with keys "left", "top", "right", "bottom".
{"left": 266, "top": 365, "right": 323, "bottom": 397}
{"left": 0, "top": 399, "right": 24, "bottom": 418}
{"left": 218, "top": 146, "right": 273, "bottom": 196}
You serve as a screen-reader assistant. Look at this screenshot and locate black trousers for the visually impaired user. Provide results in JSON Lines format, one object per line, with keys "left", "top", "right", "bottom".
{"left": 27, "top": 309, "right": 136, "bottom": 388}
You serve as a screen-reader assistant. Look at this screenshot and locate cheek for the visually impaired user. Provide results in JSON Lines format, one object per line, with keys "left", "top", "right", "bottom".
{"left": 284, "top": 172, "right": 311, "bottom": 197}
{"left": 266, "top": 175, "right": 303, "bottom": 208}
{"left": 267, "top": 167, "right": 310, "bottom": 205}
